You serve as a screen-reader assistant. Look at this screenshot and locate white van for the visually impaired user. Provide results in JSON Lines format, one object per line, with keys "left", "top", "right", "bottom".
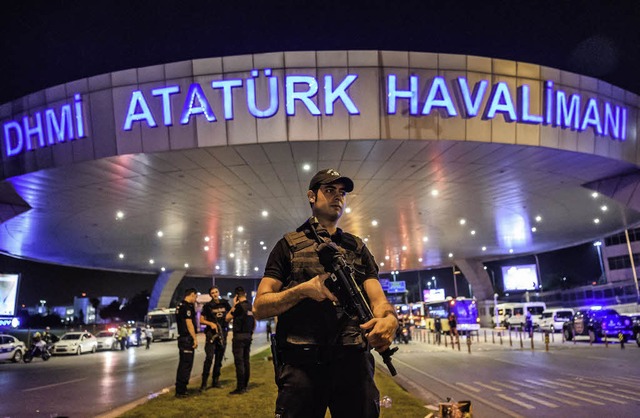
{"left": 506, "top": 302, "right": 547, "bottom": 329}
{"left": 538, "top": 308, "right": 574, "bottom": 332}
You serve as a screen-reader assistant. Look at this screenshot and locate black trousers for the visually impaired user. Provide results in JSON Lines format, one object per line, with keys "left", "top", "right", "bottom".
{"left": 231, "top": 333, "right": 252, "bottom": 390}
{"left": 202, "top": 336, "right": 226, "bottom": 384}
{"left": 175, "top": 336, "right": 195, "bottom": 394}
{"left": 275, "top": 349, "right": 380, "bottom": 418}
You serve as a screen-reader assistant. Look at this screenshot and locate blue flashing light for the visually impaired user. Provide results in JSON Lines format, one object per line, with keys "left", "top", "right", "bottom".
{"left": 590, "top": 305, "right": 602, "bottom": 310}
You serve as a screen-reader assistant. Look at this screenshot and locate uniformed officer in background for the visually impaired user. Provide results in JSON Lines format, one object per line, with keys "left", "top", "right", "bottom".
{"left": 253, "top": 169, "right": 398, "bottom": 417}
{"left": 225, "top": 286, "right": 255, "bottom": 395}
{"left": 199, "top": 286, "right": 231, "bottom": 390}
{"left": 175, "top": 288, "right": 198, "bottom": 398}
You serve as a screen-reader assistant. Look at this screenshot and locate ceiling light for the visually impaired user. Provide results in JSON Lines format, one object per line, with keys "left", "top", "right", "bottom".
{"left": 483, "top": 266, "right": 487, "bottom": 270}
{"left": 402, "top": 246, "right": 407, "bottom": 251}
{"left": 418, "top": 257, "right": 423, "bottom": 262}
{"left": 302, "top": 163, "right": 311, "bottom": 171}
{"left": 118, "top": 253, "right": 124, "bottom": 259}
{"left": 157, "top": 231, "right": 164, "bottom": 237}
{"left": 372, "top": 220, "right": 378, "bottom": 226}
{"left": 215, "top": 265, "right": 220, "bottom": 270}
{"left": 380, "top": 262, "right": 385, "bottom": 267}
{"left": 262, "top": 246, "right": 267, "bottom": 250}
{"left": 431, "top": 189, "right": 439, "bottom": 197}
{"left": 594, "top": 218, "right": 600, "bottom": 224}
{"left": 184, "top": 263, "right": 189, "bottom": 268}
{"left": 600, "top": 205, "right": 608, "bottom": 212}
{"left": 364, "top": 238, "right": 368, "bottom": 242}
{"left": 448, "top": 253, "right": 453, "bottom": 258}
{"left": 345, "top": 207, "right": 351, "bottom": 214}
{"left": 260, "top": 241, "right": 264, "bottom": 245}
{"left": 237, "top": 226, "right": 244, "bottom": 232}
{"left": 531, "top": 227, "right": 537, "bottom": 232}
{"left": 385, "top": 255, "right": 390, "bottom": 260}
{"left": 254, "top": 267, "right": 259, "bottom": 272}
{"left": 482, "top": 246, "right": 487, "bottom": 251}
{"left": 230, "top": 253, "right": 235, "bottom": 258}
{"left": 509, "top": 249, "right": 514, "bottom": 253}
{"left": 149, "top": 259, "right": 154, "bottom": 264}
{"left": 459, "top": 219, "right": 466, "bottom": 225}
{"left": 591, "top": 192, "right": 598, "bottom": 198}
{"left": 261, "top": 210, "right": 269, "bottom": 217}
{"left": 204, "top": 246, "right": 209, "bottom": 251}
{"left": 161, "top": 267, "right": 165, "bottom": 272}
{"left": 470, "top": 230, "right": 476, "bottom": 235}
{"left": 535, "top": 215, "right": 542, "bottom": 222}
{"left": 116, "top": 211, "right": 124, "bottom": 220}
{"left": 204, "top": 236, "right": 210, "bottom": 242}
{"left": 423, "top": 236, "right": 428, "bottom": 242}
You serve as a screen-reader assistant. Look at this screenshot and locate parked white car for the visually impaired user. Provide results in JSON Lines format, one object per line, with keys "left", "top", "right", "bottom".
{"left": 539, "top": 308, "right": 574, "bottom": 332}
{"left": 95, "top": 330, "right": 119, "bottom": 351}
{"left": 0, "top": 334, "right": 26, "bottom": 362}
{"left": 52, "top": 332, "right": 98, "bottom": 355}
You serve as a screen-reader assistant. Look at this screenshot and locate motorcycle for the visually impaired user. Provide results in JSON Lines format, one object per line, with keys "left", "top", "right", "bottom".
{"left": 23, "top": 342, "right": 52, "bottom": 363}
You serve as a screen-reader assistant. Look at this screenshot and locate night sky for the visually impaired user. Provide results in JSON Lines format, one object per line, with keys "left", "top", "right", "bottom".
{"left": 1, "top": 1, "right": 637, "bottom": 308}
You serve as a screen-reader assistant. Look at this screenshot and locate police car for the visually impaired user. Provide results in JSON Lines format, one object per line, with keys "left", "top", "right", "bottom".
{"left": 0, "top": 334, "right": 26, "bottom": 363}
{"left": 563, "top": 307, "right": 633, "bottom": 343}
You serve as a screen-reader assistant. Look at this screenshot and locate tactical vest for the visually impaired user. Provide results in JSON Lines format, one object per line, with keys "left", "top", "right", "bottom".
{"left": 276, "top": 227, "right": 369, "bottom": 348}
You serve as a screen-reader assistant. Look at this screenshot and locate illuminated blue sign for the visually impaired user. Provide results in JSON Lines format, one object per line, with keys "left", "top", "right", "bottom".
{"left": 387, "top": 280, "right": 407, "bottom": 294}
{"left": 122, "top": 72, "right": 627, "bottom": 141}
{"left": 2, "top": 94, "right": 86, "bottom": 158}
{"left": 0, "top": 317, "right": 20, "bottom": 328}
{"left": 1, "top": 69, "right": 629, "bottom": 159}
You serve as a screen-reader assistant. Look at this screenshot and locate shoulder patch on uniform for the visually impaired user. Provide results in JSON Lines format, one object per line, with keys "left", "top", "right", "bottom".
{"left": 186, "top": 310, "right": 191, "bottom": 317}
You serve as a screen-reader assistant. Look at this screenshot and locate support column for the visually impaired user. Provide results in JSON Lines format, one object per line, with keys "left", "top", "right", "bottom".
{"left": 453, "top": 259, "right": 494, "bottom": 300}
{"left": 148, "top": 270, "right": 186, "bottom": 310}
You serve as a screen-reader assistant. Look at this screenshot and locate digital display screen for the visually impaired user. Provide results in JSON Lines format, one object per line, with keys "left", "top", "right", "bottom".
{"left": 0, "top": 274, "right": 20, "bottom": 316}
{"left": 501, "top": 264, "right": 539, "bottom": 291}
{"left": 423, "top": 288, "right": 446, "bottom": 302}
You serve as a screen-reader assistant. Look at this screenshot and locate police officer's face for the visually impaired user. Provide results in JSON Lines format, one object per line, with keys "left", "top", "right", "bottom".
{"left": 185, "top": 292, "right": 197, "bottom": 303}
{"left": 311, "top": 183, "right": 348, "bottom": 221}
{"left": 210, "top": 288, "right": 220, "bottom": 300}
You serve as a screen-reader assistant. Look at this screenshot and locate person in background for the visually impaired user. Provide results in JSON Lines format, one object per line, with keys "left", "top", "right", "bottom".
{"left": 175, "top": 288, "right": 198, "bottom": 398}
{"left": 42, "top": 326, "right": 59, "bottom": 345}
{"left": 145, "top": 325, "right": 153, "bottom": 349}
{"left": 225, "top": 286, "right": 255, "bottom": 395}
{"left": 448, "top": 313, "right": 458, "bottom": 344}
{"left": 199, "top": 286, "right": 231, "bottom": 390}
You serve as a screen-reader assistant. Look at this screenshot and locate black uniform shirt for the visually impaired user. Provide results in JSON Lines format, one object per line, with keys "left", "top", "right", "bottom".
{"left": 176, "top": 300, "right": 196, "bottom": 338}
{"left": 231, "top": 300, "right": 255, "bottom": 334}
{"left": 202, "top": 298, "right": 231, "bottom": 336}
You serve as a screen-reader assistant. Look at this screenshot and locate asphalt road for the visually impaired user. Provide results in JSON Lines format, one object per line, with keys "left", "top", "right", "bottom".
{"left": 0, "top": 333, "right": 270, "bottom": 418}
{"left": 1, "top": 329, "right": 638, "bottom": 417}
{"left": 380, "top": 329, "right": 640, "bottom": 418}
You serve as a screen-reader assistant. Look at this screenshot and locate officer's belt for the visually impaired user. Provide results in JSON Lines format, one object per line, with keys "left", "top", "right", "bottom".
{"left": 279, "top": 344, "right": 366, "bottom": 366}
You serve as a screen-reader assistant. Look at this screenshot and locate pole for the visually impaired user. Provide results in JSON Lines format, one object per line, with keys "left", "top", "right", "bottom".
{"left": 452, "top": 266, "right": 458, "bottom": 297}
{"left": 624, "top": 229, "right": 640, "bottom": 303}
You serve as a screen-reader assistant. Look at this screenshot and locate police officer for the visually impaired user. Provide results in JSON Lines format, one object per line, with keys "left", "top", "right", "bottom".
{"left": 225, "top": 286, "right": 255, "bottom": 395}
{"left": 175, "top": 288, "right": 198, "bottom": 398}
{"left": 253, "top": 169, "right": 398, "bottom": 417}
{"left": 199, "top": 286, "right": 231, "bottom": 390}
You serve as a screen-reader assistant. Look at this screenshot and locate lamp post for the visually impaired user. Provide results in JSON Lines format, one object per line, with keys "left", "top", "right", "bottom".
{"left": 593, "top": 241, "right": 606, "bottom": 284}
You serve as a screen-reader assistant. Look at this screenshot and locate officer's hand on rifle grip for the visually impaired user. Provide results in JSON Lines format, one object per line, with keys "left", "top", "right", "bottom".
{"left": 303, "top": 273, "right": 337, "bottom": 302}
{"left": 360, "top": 316, "right": 397, "bottom": 352}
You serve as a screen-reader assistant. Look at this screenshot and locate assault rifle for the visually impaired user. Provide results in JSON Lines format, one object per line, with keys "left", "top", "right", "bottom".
{"left": 309, "top": 217, "right": 398, "bottom": 376}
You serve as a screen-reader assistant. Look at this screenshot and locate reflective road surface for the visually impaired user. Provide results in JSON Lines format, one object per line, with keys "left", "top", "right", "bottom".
{"left": 1, "top": 330, "right": 638, "bottom": 417}
{"left": 379, "top": 330, "right": 640, "bottom": 418}
{"left": 0, "top": 334, "right": 269, "bottom": 418}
